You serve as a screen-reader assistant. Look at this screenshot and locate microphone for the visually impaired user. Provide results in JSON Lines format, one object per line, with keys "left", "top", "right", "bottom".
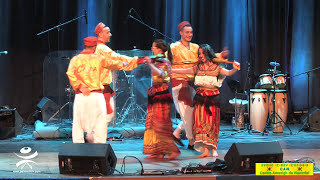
{"left": 125, "top": 8, "right": 133, "bottom": 24}
{"left": 84, "top": 10, "right": 88, "bottom": 24}
{"left": 129, "top": 8, "right": 133, "bottom": 14}
{"left": 0, "top": 51, "right": 8, "bottom": 54}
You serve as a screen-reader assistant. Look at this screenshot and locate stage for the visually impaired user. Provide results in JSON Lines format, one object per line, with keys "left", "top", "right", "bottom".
{"left": 0, "top": 122, "right": 319, "bottom": 180}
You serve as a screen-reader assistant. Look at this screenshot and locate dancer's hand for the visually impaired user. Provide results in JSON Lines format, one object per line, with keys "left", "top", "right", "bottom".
{"left": 79, "top": 85, "right": 90, "bottom": 96}
{"left": 233, "top": 60, "right": 240, "bottom": 71}
{"left": 146, "top": 57, "right": 152, "bottom": 64}
{"left": 123, "top": 61, "right": 129, "bottom": 67}
{"left": 137, "top": 57, "right": 148, "bottom": 64}
{"left": 221, "top": 47, "right": 229, "bottom": 59}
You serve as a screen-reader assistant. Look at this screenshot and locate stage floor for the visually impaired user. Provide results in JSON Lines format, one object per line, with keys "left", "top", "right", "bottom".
{"left": 0, "top": 123, "right": 319, "bottom": 179}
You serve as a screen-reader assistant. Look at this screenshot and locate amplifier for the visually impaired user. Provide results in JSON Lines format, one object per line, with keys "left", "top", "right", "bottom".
{"left": 0, "top": 108, "right": 23, "bottom": 139}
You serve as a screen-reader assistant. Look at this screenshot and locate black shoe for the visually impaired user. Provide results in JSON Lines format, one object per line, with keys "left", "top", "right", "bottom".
{"left": 187, "top": 144, "right": 195, "bottom": 150}
{"left": 173, "top": 135, "right": 184, "bottom": 146}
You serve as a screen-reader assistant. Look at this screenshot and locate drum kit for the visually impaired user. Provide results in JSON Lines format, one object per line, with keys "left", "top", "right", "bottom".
{"left": 113, "top": 50, "right": 152, "bottom": 126}
{"left": 231, "top": 61, "right": 292, "bottom": 134}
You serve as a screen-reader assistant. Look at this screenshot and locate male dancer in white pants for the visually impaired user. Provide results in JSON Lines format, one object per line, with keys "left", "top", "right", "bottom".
{"left": 67, "top": 37, "right": 126, "bottom": 143}
{"left": 171, "top": 21, "right": 228, "bottom": 149}
{"left": 94, "top": 22, "right": 145, "bottom": 124}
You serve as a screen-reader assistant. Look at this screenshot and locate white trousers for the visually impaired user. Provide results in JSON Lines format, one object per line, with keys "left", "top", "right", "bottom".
{"left": 72, "top": 92, "right": 108, "bottom": 144}
{"left": 172, "top": 83, "right": 195, "bottom": 141}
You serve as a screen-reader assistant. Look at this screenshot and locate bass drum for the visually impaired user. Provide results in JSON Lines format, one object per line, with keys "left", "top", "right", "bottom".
{"left": 250, "top": 89, "right": 269, "bottom": 132}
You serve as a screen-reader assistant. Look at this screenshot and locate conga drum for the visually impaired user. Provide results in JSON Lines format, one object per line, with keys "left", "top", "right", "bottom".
{"left": 268, "top": 90, "right": 288, "bottom": 133}
{"left": 229, "top": 98, "right": 248, "bottom": 130}
{"left": 259, "top": 74, "right": 273, "bottom": 89}
{"left": 250, "top": 89, "right": 269, "bottom": 132}
{"left": 274, "top": 74, "right": 286, "bottom": 89}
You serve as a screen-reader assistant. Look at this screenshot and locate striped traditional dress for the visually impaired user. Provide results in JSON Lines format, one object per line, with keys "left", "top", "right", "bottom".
{"left": 143, "top": 59, "right": 180, "bottom": 156}
{"left": 192, "top": 62, "right": 224, "bottom": 152}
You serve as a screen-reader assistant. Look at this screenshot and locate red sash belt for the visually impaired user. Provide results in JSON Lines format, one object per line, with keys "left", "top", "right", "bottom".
{"left": 171, "top": 79, "right": 193, "bottom": 106}
{"left": 76, "top": 90, "right": 102, "bottom": 94}
{"left": 103, "top": 85, "right": 115, "bottom": 114}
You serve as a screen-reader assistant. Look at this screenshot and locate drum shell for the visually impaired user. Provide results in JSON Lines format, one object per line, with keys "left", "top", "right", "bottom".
{"left": 274, "top": 74, "right": 286, "bottom": 89}
{"left": 259, "top": 74, "right": 273, "bottom": 89}
{"left": 250, "top": 89, "right": 268, "bottom": 132}
{"left": 229, "top": 99, "right": 248, "bottom": 130}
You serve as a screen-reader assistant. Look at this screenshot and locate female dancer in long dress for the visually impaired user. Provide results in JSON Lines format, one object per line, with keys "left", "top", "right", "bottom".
{"left": 143, "top": 39, "right": 180, "bottom": 160}
{"left": 172, "top": 44, "right": 240, "bottom": 158}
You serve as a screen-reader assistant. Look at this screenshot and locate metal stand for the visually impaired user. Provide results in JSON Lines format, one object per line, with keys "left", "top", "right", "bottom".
{"left": 48, "top": 85, "right": 73, "bottom": 122}
{"left": 37, "top": 10, "right": 87, "bottom": 36}
{"left": 128, "top": 9, "right": 174, "bottom": 42}
{"left": 263, "top": 63, "right": 292, "bottom": 135}
{"left": 118, "top": 71, "right": 147, "bottom": 124}
{"left": 287, "top": 66, "right": 320, "bottom": 134}
{"left": 37, "top": 11, "right": 87, "bottom": 123}
{"left": 227, "top": 64, "right": 263, "bottom": 135}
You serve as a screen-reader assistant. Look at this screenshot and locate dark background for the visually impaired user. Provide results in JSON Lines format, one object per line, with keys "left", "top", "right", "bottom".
{"left": 0, "top": 0, "right": 319, "bottom": 123}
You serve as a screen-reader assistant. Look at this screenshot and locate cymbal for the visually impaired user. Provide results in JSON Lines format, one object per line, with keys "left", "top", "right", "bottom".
{"left": 269, "top": 61, "right": 280, "bottom": 67}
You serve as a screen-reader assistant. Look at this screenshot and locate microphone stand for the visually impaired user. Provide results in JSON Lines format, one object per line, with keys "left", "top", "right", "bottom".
{"left": 128, "top": 15, "right": 175, "bottom": 42}
{"left": 36, "top": 10, "right": 87, "bottom": 123}
{"left": 287, "top": 66, "right": 320, "bottom": 134}
{"left": 37, "top": 11, "right": 86, "bottom": 36}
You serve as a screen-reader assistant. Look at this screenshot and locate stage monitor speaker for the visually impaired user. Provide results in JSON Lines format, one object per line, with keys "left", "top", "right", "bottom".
{"left": 58, "top": 143, "right": 117, "bottom": 175}
{"left": 300, "top": 106, "right": 320, "bottom": 132}
{"left": 37, "top": 97, "right": 59, "bottom": 122}
{"left": 224, "top": 141, "right": 283, "bottom": 173}
{"left": 0, "top": 108, "right": 23, "bottom": 139}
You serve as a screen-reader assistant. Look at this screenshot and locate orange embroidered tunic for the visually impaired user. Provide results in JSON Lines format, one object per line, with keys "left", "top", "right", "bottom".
{"left": 66, "top": 52, "right": 123, "bottom": 92}
{"left": 171, "top": 41, "right": 225, "bottom": 81}
{"left": 95, "top": 42, "right": 139, "bottom": 85}
{"left": 170, "top": 41, "right": 199, "bottom": 81}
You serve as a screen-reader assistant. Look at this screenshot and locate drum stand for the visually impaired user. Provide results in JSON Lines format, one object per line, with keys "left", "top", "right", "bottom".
{"left": 227, "top": 65, "right": 264, "bottom": 136}
{"left": 48, "top": 85, "right": 73, "bottom": 122}
{"left": 291, "top": 66, "right": 320, "bottom": 133}
{"left": 231, "top": 94, "right": 265, "bottom": 135}
{"left": 117, "top": 71, "right": 147, "bottom": 124}
{"left": 263, "top": 67, "right": 292, "bottom": 135}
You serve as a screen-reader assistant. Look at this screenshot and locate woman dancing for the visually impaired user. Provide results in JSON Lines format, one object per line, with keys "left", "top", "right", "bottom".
{"left": 172, "top": 44, "right": 240, "bottom": 158}
{"left": 142, "top": 39, "right": 180, "bottom": 160}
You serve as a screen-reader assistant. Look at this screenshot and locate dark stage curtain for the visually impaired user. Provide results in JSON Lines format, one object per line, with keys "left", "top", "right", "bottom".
{"left": 0, "top": 0, "right": 319, "bottom": 121}
{"left": 0, "top": 1, "right": 11, "bottom": 106}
